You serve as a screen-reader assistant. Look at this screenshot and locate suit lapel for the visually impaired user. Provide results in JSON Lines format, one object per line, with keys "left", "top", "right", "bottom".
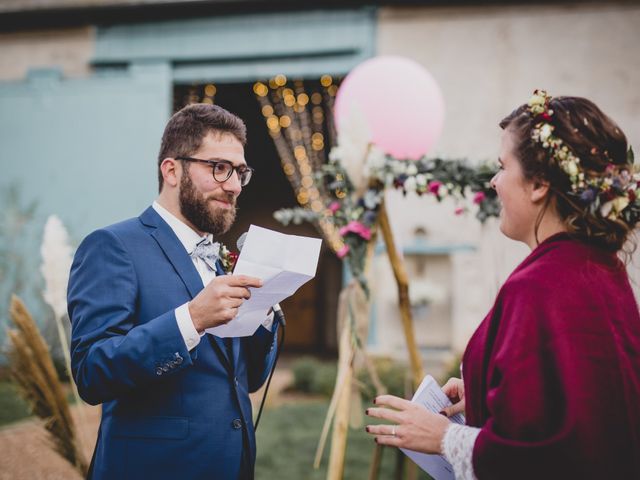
{"left": 140, "top": 207, "right": 203, "bottom": 299}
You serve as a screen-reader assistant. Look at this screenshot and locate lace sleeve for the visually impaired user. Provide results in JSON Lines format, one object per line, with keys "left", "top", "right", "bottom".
{"left": 441, "top": 423, "right": 481, "bottom": 480}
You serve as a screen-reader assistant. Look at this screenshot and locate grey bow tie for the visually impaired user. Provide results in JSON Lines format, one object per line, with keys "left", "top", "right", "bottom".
{"left": 190, "top": 239, "right": 221, "bottom": 271}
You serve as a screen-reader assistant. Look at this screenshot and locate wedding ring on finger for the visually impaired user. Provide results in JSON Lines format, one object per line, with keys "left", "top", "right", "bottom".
{"left": 391, "top": 426, "right": 396, "bottom": 437}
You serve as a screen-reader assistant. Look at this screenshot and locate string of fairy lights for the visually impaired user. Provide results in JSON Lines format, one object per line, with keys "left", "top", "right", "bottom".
{"left": 253, "top": 74, "right": 344, "bottom": 253}
{"left": 177, "top": 76, "right": 345, "bottom": 253}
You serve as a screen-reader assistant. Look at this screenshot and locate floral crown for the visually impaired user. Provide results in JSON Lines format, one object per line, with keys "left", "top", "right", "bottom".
{"left": 527, "top": 89, "right": 639, "bottom": 224}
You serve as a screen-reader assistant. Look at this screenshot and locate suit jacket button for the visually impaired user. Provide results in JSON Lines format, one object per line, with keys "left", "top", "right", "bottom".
{"left": 232, "top": 418, "right": 242, "bottom": 429}
{"left": 156, "top": 367, "right": 163, "bottom": 376}
{"left": 174, "top": 353, "right": 183, "bottom": 364}
{"left": 234, "top": 376, "right": 239, "bottom": 386}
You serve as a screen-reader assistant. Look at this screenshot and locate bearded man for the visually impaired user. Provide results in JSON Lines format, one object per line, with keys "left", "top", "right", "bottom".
{"left": 68, "top": 104, "right": 279, "bottom": 480}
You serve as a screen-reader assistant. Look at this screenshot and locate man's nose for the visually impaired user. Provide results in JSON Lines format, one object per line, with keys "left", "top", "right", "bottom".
{"left": 223, "top": 169, "right": 242, "bottom": 195}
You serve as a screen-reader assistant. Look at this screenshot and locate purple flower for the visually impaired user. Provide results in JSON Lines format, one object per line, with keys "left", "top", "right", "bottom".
{"left": 580, "top": 188, "right": 597, "bottom": 203}
{"left": 363, "top": 210, "right": 378, "bottom": 225}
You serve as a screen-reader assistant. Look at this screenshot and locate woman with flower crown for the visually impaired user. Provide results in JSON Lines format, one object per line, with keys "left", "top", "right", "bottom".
{"left": 365, "top": 90, "right": 640, "bottom": 479}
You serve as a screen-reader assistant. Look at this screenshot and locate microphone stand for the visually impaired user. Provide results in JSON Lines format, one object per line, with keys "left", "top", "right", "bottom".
{"left": 253, "top": 307, "right": 285, "bottom": 431}
{"left": 235, "top": 232, "right": 286, "bottom": 431}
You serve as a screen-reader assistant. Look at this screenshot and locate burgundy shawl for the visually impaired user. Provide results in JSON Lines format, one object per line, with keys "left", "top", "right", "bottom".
{"left": 463, "top": 234, "right": 640, "bottom": 479}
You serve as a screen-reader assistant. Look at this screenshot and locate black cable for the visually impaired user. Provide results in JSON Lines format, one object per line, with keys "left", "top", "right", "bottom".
{"left": 253, "top": 310, "right": 285, "bottom": 431}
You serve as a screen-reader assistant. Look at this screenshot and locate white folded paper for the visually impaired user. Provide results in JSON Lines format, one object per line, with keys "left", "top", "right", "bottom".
{"left": 400, "top": 375, "right": 465, "bottom": 480}
{"left": 207, "top": 225, "right": 322, "bottom": 338}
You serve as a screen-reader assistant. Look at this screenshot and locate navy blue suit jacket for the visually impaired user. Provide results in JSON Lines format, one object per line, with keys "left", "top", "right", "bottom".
{"left": 68, "top": 207, "right": 278, "bottom": 480}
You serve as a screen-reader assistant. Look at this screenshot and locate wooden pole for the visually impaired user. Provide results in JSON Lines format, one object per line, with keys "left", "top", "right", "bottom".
{"left": 368, "top": 444, "right": 384, "bottom": 480}
{"left": 327, "top": 325, "right": 353, "bottom": 480}
{"left": 377, "top": 201, "right": 425, "bottom": 388}
{"left": 326, "top": 238, "right": 377, "bottom": 480}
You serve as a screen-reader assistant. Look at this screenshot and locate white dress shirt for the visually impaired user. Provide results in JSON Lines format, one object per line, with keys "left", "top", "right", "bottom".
{"left": 152, "top": 201, "right": 272, "bottom": 352}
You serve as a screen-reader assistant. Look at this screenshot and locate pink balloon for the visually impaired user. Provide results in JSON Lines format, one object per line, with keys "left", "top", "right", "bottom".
{"left": 334, "top": 56, "right": 445, "bottom": 160}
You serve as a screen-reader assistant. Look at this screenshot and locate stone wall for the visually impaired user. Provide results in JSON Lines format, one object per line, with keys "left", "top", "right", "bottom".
{"left": 0, "top": 27, "right": 94, "bottom": 81}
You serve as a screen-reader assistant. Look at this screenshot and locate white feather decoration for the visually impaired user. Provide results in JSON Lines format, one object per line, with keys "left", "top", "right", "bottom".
{"left": 40, "top": 215, "right": 73, "bottom": 320}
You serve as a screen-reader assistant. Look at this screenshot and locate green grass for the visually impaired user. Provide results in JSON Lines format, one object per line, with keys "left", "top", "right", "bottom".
{"left": 0, "top": 381, "right": 31, "bottom": 427}
{"left": 255, "top": 400, "right": 432, "bottom": 480}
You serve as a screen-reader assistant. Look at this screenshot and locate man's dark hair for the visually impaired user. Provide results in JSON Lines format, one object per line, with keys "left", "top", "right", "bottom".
{"left": 157, "top": 103, "right": 247, "bottom": 192}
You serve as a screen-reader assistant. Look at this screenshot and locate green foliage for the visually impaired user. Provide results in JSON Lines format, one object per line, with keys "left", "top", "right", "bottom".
{"left": 356, "top": 357, "right": 410, "bottom": 401}
{"left": 290, "top": 355, "right": 412, "bottom": 401}
{"left": 291, "top": 356, "right": 319, "bottom": 393}
{"left": 440, "top": 353, "right": 463, "bottom": 386}
{"left": 0, "top": 381, "right": 32, "bottom": 426}
{"left": 0, "top": 379, "right": 76, "bottom": 428}
{"left": 52, "top": 357, "right": 71, "bottom": 383}
{"left": 0, "top": 184, "right": 38, "bottom": 309}
{"left": 291, "top": 356, "right": 337, "bottom": 397}
{"left": 312, "top": 362, "right": 338, "bottom": 397}
{"left": 0, "top": 183, "right": 47, "bottom": 365}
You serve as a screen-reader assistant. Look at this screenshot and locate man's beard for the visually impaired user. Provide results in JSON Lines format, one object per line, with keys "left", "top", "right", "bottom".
{"left": 179, "top": 170, "right": 237, "bottom": 236}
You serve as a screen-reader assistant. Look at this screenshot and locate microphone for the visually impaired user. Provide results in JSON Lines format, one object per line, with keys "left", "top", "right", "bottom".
{"left": 236, "top": 232, "right": 285, "bottom": 326}
{"left": 236, "top": 231, "right": 248, "bottom": 252}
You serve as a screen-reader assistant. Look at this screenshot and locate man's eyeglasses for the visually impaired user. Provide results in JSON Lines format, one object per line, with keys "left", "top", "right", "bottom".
{"left": 177, "top": 157, "right": 254, "bottom": 187}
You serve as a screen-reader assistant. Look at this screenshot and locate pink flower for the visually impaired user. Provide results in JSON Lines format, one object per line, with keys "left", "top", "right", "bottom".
{"left": 328, "top": 201, "right": 341, "bottom": 214}
{"left": 473, "top": 191, "right": 486, "bottom": 205}
{"left": 336, "top": 244, "right": 350, "bottom": 258}
{"left": 339, "top": 221, "right": 372, "bottom": 240}
{"left": 428, "top": 181, "right": 442, "bottom": 195}
{"left": 454, "top": 207, "right": 465, "bottom": 215}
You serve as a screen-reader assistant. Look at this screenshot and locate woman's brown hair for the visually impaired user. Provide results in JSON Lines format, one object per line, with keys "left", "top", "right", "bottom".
{"left": 500, "top": 95, "right": 634, "bottom": 252}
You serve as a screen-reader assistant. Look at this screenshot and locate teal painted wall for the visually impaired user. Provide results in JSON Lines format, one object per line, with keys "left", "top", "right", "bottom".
{"left": 0, "top": 63, "right": 171, "bottom": 235}
{"left": 0, "top": 63, "right": 172, "bottom": 353}
{"left": 94, "top": 8, "right": 377, "bottom": 83}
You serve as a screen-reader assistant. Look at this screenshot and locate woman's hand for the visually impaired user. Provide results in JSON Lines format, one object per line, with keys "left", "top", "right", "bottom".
{"left": 365, "top": 395, "right": 451, "bottom": 454}
{"left": 441, "top": 377, "right": 465, "bottom": 417}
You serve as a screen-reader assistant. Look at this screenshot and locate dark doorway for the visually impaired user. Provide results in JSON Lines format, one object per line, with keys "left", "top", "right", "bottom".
{"left": 173, "top": 82, "right": 342, "bottom": 354}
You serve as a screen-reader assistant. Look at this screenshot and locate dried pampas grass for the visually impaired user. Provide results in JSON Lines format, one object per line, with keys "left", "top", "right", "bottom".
{"left": 7, "top": 295, "right": 88, "bottom": 477}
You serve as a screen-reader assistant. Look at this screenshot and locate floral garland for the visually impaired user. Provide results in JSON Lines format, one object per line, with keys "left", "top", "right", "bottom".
{"left": 274, "top": 146, "right": 498, "bottom": 293}
{"left": 362, "top": 148, "right": 499, "bottom": 221}
{"left": 528, "top": 89, "right": 640, "bottom": 224}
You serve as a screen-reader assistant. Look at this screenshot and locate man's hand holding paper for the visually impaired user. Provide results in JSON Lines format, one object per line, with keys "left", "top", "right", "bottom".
{"left": 188, "top": 274, "right": 262, "bottom": 333}
{"left": 207, "top": 225, "right": 322, "bottom": 337}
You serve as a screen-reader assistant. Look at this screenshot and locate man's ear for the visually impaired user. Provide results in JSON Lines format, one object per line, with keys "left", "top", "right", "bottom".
{"left": 530, "top": 178, "right": 550, "bottom": 204}
{"left": 160, "top": 158, "right": 181, "bottom": 188}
